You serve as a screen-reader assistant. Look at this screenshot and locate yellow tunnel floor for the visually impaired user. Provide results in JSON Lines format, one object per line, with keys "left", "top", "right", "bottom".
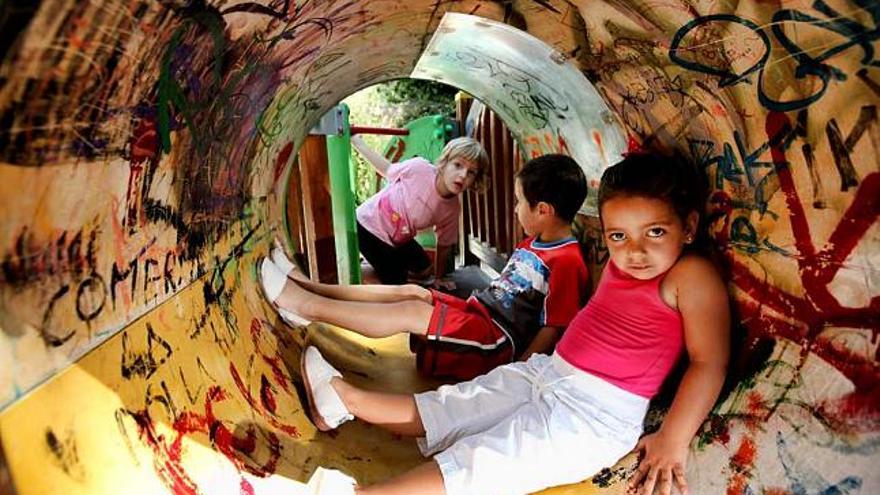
{"left": 0, "top": 248, "right": 622, "bottom": 494}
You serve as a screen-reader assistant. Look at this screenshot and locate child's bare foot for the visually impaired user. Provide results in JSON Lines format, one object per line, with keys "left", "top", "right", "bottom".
{"left": 259, "top": 257, "right": 311, "bottom": 327}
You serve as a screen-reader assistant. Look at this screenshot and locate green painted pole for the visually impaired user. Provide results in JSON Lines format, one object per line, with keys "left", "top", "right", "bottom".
{"left": 326, "top": 104, "right": 361, "bottom": 284}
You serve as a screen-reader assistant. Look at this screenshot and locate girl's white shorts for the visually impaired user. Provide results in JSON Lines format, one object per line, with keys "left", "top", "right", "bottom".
{"left": 414, "top": 352, "right": 649, "bottom": 495}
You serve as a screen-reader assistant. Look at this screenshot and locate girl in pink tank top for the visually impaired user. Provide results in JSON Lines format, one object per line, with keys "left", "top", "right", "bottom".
{"left": 557, "top": 151, "right": 731, "bottom": 495}
{"left": 293, "top": 152, "right": 730, "bottom": 495}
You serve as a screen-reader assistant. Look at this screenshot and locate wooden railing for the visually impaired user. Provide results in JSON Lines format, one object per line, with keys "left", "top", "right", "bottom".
{"left": 456, "top": 97, "right": 604, "bottom": 290}
{"left": 286, "top": 97, "right": 528, "bottom": 282}
{"left": 285, "top": 135, "right": 339, "bottom": 283}
{"left": 456, "top": 96, "right": 524, "bottom": 273}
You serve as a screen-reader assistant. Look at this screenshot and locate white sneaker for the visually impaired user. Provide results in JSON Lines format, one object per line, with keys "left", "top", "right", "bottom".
{"left": 271, "top": 246, "right": 301, "bottom": 278}
{"left": 305, "top": 467, "right": 356, "bottom": 495}
{"left": 301, "top": 346, "right": 353, "bottom": 431}
{"left": 259, "top": 257, "right": 311, "bottom": 327}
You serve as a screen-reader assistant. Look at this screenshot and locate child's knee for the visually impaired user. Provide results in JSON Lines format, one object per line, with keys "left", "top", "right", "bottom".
{"left": 404, "top": 284, "right": 432, "bottom": 303}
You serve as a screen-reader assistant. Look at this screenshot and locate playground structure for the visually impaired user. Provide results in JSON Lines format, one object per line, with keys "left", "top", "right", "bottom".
{"left": 0, "top": 3, "right": 877, "bottom": 495}
{"left": 293, "top": 104, "right": 457, "bottom": 285}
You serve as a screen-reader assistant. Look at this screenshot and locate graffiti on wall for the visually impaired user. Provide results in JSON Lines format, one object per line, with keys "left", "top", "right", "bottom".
{"left": 574, "top": 0, "right": 879, "bottom": 491}
{"left": 0, "top": 0, "right": 384, "bottom": 409}
{"left": 0, "top": 0, "right": 877, "bottom": 494}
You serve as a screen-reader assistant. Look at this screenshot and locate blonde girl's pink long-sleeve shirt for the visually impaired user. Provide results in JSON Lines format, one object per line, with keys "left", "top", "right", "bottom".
{"left": 356, "top": 157, "right": 460, "bottom": 247}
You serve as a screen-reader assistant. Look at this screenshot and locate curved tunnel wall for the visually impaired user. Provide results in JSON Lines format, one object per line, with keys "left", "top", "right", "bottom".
{"left": 0, "top": 1, "right": 877, "bottom": 493}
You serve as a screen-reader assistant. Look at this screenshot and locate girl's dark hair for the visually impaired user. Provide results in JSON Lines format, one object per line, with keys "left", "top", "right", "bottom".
{"left": 598, "top": 151, "right": 709, "bottom": 250}
{"left": 517, "top": 154, "right": 587, "bottom": 222}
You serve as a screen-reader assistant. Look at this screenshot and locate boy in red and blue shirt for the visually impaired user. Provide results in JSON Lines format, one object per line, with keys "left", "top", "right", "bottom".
{"left": 416, "top": 154, "right": 589, "bottom": 379}
{"left": 261, "top": 154, "right": 589, "bottom": 381}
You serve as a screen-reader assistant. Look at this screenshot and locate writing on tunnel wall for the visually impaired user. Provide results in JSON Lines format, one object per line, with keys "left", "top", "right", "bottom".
{"left": 0, "top": 0, "right": 402, "bottom": 409}
{"left": 577, "top": 0, "right": 879, "bottom": 490}
{"left": 0, "top": 0, "right": 877, "bottom": 494}
{"left": 412, "top": 12, "right": 628, "bottom": 201}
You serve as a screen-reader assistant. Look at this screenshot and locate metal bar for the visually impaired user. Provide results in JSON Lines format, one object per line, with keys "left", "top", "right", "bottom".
{"left": 350, "top": 125, "right": 409, "bottom": 136}
{"left": 326, "top": 104, "right": 361, "bottom": 285}
{"left": 480, "top": 107, "right": 491, "bottom": 244}
{"left": 500, "top": 120, "right": 513, "bottom": 255}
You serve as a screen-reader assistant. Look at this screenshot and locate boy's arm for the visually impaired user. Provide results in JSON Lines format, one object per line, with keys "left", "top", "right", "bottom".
{"left": 537, "top": 250, "right": 589, "bottom": 355}
{"left": 519, "top": 325, "right": 562, "bottom": 360}
{"left": 351, "top": 134, "right": 392, "bottom": 177}
{"left": 628, "top": 257, "right": 730, "bottom": 495}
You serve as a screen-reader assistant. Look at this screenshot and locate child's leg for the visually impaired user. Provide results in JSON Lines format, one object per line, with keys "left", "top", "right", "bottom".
{"left": 357, "top": 223, "right": 409, "bottom": 284}
{"left": 423, "top": 355, "right": 649, "bottom": 495}
{"left": 277, "top": 278, "right": 434, "bottom": 338}
{"left": 296, "top": 278, "right": 431, "bottom": 305}
{"left": 303, "top": 346, "right": 425, "bottom": 433}
{"left": 330, "top": 377, "right": 425, "bottom": 436}
{"left": 356, "top": 461, "right": 445, "bottom": 495}
{"left": 397, "top": 238, "right": 432, "bottom": 282}
{"left": 271, "top": 246, "right": 432, "bottom": 303}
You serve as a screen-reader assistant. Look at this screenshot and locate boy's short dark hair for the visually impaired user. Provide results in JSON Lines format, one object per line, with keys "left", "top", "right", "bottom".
{"left": 598, "top": 151, "right": 705, "bottom": 224}
{"left": 516, "top": 154, "right": 587, "bottom": 222}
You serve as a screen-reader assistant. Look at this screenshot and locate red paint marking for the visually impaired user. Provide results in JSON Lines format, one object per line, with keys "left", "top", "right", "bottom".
{"left": 726, "top": 114, "right": 880, "bottom": 393}
{"left": 812, "top": 338, "right": 880, "bottom": 428}
{"left": 250, "top": 319, "right": 292, "bottom": 393}
{"left": 717, "top": 113, "right": 879, "bottom": 494}
{"left": 130, "top": 116, "right": 159, "bottom": 165}
{"left": 204, "top": 386, "right": 281, "bottom": 477}
{"left": 717, "top": 424, "right": 731, "bottom": 446}
{"left": 726, "top": 473, "right": 748, "bottom": 495}
{"left": 746, "top": 392, "right": 764, "bottom": 414}
{"left": 273, "top": 142, "right": 295, "bottom": 184}
{"left": 128, "top": 382, "right": 283, "bottom": 493}
{"left": 558, "top": 133, "right": 572, "bottom": 155}
{"left": 130, "top": 411, "right": 200, "bottom": 495}
{"left": 814, "top": 172, "right": 880, "bottom": 287}
{"left": 703, "top": 416, "right": 731, "bottom": 446}
{"left": 260, "top": 375, "right": 278, "bottom": 414}
{"left": 731, "top": 436, "right": 757, "bottom": 474}
{"left": 765, "top": 113, "right": 880, "bottom": 316}
{"left": 626, "top": 134, "right": 643, "bottom": 153}
{"left": 591, "top": 130, "right": 605, "bottom": 166}
{"left": 731, "top": 263, "right": 817, "bottom": 323}
{"left": 736, "top": 295, "right": 879, "bottom": 422}
{"left": 230, "top": 363, "right": 300, "bottom": 437}
{"left": 765, "top": 112, "right": 816, "bottom": 261}
{"left": 727, "top": 436, "right": 756, "bottom": 495}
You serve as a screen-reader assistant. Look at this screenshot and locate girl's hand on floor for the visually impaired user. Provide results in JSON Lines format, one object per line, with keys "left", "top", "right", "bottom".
{"left": 627, "top": 432, "right": 690, "bottom": 495}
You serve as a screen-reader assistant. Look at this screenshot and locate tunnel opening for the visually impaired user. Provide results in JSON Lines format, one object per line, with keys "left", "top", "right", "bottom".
{"left": 0, "top": 2, "right": 877, "bottom": 494}
{"left": 276, "top": 13, "right": 624, "bottom": 289}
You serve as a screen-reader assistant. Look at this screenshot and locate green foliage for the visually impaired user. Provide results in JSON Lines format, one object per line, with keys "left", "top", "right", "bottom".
{"left": 344, "top": 79, "right": 457, "bottom": 204}
{"left": 351, "top": 150, "right": 382, "bottom": 205}
{"left": 376, "top": 79, "right": 457, "bottom": 127}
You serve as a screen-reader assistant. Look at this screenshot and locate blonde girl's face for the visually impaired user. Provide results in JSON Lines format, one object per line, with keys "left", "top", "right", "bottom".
{"left": 438, "top": 157, "right": 480, "bottom": 196}
{"left": 600, "top": 195, "right": 696, "bottom": 280}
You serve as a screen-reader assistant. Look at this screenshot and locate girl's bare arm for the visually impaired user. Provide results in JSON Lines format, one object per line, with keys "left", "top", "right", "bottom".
{"left": 351, "top": 134, "right": 393, "bottom": 177}
{"left": 629, "top": 256, "right": 730, "bottom": 495}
